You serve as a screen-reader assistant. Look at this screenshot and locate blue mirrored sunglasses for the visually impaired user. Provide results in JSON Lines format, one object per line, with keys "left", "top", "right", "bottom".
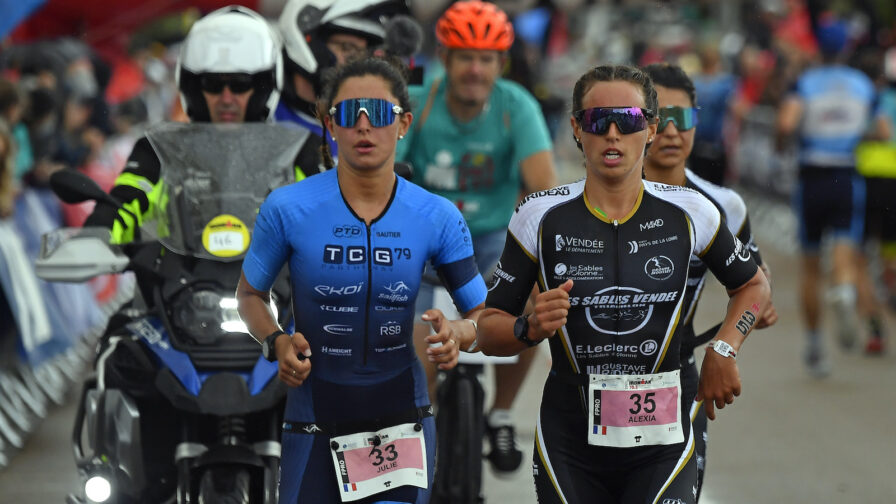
{"left": 328, "top": 98, "right": 404, "bottom": 128}
{"left": 658, "top": 106, "right": 699, "bottom": 131}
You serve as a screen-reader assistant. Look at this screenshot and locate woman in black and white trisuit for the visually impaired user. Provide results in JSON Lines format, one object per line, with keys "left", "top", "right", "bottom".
{"left": 477, "top": 65, "right": 770, "bottom": 504}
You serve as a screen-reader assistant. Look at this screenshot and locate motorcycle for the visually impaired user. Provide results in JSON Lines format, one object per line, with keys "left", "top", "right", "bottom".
{"left": 36, "top": 123, "right": 304, "bottom": 504}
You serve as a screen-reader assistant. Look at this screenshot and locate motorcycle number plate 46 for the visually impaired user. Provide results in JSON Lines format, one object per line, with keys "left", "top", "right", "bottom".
{"left": 202, "top": 214, "right": 250, "bottom": 257}
{"left": 329, "top": 422, "right": 427, "bottom": 501}
{"left": 587, "top": 369, "right": 683, "bottom": 448}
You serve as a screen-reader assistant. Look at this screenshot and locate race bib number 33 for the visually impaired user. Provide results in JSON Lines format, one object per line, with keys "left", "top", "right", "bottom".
{"left": 330, "top": 422, "right": 427, "bottom": 502}
{"left": 588, "top": 370, "right": 683, "bottom": 448}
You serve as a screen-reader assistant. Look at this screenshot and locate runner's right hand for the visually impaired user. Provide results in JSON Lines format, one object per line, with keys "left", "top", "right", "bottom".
{"left": 531, "top": 279, "right": 574, "bottom": 341}
{"left": 279, "top": 332, "right": 312, "bottom": 387}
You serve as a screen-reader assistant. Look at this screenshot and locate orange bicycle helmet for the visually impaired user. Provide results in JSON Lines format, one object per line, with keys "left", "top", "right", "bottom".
{"left": 436, "top": 1, "right": 514, "bottom": 51}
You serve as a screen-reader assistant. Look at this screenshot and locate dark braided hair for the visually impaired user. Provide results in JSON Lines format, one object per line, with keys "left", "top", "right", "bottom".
{"left": 318, "top": 56, "right": 412, "bottom": 169}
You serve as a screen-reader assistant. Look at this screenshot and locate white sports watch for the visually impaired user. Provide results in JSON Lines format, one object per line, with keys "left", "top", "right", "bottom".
{"left": 710, "top": 340, "right": 737, "bottom": 359}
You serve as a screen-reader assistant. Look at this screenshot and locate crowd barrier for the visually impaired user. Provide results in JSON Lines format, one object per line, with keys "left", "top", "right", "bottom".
{"left": 0, "top": 187, "right": 131, "bottom": 470}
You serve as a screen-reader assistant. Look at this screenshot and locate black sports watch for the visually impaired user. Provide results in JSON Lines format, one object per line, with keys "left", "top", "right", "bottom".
{"left": 261, "top": 330, "right": 288, "bottom": 362}
{"left": 513, "top": 315, "right": 539, "bottom": 347}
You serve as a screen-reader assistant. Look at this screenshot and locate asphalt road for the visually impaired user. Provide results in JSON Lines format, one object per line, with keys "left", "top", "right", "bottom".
{"left": 2, "top": 200, "right": 895, "bottom": 503}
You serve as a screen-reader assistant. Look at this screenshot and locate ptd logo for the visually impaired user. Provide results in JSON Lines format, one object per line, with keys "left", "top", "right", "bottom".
{"left": 332, "top": 225, "right": 362, "bottom": 238}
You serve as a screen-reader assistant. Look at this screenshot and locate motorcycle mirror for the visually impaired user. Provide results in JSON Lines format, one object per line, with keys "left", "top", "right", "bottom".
{"left": 50, "top": 169, "right": 119, "bottom": 206}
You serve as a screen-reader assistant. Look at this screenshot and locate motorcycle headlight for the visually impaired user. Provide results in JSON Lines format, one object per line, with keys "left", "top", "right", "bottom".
{"left": 84, "top": 474, "right": 112, "bottom": 503}
{"left": 171, "top": 289, "right": 279, "bottom": 344}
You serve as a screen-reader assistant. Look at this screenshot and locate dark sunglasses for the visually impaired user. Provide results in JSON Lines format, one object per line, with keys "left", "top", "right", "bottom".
{"left": 329, "top": 98, "right": 403, "bottom": 128}
{"left": 658, "top": 106, "right": 699, "bottom": 132}
{"left": 199, "top": 73, "right": 254, "bottom": 94}
{"left": 574, "top": 107, "right": 655, "bottom": 135}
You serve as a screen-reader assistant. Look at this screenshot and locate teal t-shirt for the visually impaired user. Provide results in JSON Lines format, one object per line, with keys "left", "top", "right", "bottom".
{"left": 396, "top": 77, "right": 552, "bottom": 236}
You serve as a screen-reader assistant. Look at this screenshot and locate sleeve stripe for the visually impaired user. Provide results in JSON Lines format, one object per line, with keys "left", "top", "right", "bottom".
{"left": 436, "top": 255, "right": 480, "bottom": 292}
{"left": 697, "top": 219, "right": 718, "bottom": 258}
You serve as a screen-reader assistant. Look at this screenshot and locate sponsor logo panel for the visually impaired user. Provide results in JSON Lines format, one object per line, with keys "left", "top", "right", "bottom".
{"left": 626, "top": 234, "right": 679, "bottom": 254}
{"left": 553, "top": 262, "right": 605, "bottom": 280}
{"left": 644, "top": 256, "right": 674, "bottom": 280}
{"left": 569, "top": 286, "right": 680, "bottom": 335}
{"left": 555, "top": 234, "right": 605, "bottom": 254}
{"left": 515, "top": 187, "right": 572, "bottom": 211}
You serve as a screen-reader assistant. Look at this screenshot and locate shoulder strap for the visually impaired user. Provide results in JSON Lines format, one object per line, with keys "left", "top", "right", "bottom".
{"left": 414, "top": 77, "right": 442, "bottom": 132}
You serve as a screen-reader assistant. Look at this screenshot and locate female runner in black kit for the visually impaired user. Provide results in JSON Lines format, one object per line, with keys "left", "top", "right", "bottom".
{"left": 476, "top": 65, "right": 770, "bottom": 504}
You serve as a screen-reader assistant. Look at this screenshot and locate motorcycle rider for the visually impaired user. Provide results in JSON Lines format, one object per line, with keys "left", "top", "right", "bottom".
{"left": 276, "top": 0, "right": 408, "bottom": 167}
{"left": 85, "top": 5, "right": 321, "bottom": 241}
{"left": 79, "top": 6, "right": 315, "bottom": 501}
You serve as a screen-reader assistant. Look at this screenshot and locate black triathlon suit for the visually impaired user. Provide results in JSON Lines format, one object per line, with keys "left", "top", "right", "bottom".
{"left": 486, "top": 178, "right": 758, "bottom": 504}
{"left": 678, "top": 168, "right": 765, "bottom": 500}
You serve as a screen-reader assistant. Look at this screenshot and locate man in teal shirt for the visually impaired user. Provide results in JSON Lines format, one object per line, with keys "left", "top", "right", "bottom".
{"left": 397, "top": 0, "right": 556, "bottom": 474}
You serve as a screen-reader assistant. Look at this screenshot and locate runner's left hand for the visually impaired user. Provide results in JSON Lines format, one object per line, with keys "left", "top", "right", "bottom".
{"left": 695, "top": 349, "right": 741, "bottom": 421}
{"left": 421, "top": 308, "right": 462, "bottom": 370}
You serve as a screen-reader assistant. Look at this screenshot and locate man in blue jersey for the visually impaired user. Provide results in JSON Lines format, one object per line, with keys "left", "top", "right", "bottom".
{"left": 396, "top": 0, "right": 557, "bottom": 474}
{"left": 776, "top": 17, "right": 880, "bottom": 376}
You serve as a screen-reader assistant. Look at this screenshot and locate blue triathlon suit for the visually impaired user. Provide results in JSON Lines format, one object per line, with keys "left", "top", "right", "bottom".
{"left": 242, "top": 169, "right": 487, "bottom": 504}
{"left": 790, "top": 65, "right": 876, "bottom": 251}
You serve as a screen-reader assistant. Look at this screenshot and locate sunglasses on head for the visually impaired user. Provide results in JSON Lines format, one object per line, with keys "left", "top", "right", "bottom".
{"left": 328, "top": 98, "right": 404, "bottom": 128}
{"left": 658, "top": 106, "right": 699, "bottom": 131}
{"left": 574, "top": 107, "right": 655, "bottom": 135}
{"left": 199, "top": 74, "right": 254, "bottom": 94}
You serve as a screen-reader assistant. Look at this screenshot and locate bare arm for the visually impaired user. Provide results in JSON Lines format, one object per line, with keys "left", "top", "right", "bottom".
{"left": 478, "top": 280, "right": 573, "bottom": 356}
{"left": 756, "top": 262, "right": 778, "bottom": 328}
{"left": 696, "top": 267, "right": 771, "bottom": 420}
{"left": 236, "top": 271, "right": 310, "bottom": 386}
{"left": 519, "top": 150, "right": 558, "bottom": 193}
{"left": 775, "top": 97, "right": 803, "bottom": 151}
{"left": 869, "top": 115, "right": 892, "bottom": 141}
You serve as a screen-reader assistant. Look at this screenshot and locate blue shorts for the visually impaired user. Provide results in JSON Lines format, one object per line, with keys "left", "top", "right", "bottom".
{"left": 793, "top": 167, "right": 865, "bottom": 253}
{"left": 414, "top": 228, "right": 506, "bottom": 320}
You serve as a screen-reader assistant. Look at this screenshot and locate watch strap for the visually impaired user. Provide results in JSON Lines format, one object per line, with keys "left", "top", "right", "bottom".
{"left": 515, "top": 315, "right": 539, "bottom": 347}
{"left": 263, "top": 329, "right": 288, "bottom": 361}
{"left": 266, "top": 329, "right": 288, "bottom": 341}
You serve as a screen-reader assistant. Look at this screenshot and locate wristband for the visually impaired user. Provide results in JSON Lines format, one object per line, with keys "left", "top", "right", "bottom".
{"left": 709, "top": 339, "right": 737, "bottom": 359}
{"left": 464, "top": 319, "right": 479, "bottom": 352}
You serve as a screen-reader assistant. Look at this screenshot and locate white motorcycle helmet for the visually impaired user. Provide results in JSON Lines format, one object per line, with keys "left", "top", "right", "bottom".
{"left": 278, "top": 0, "right": 402, "bottom": 95}
{"left": 176, "top": 5, "right": 283, "bottom": 122}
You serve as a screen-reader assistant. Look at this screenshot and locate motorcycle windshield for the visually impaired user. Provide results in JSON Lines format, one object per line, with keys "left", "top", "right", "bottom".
{"left": 143, "top": 122, "right": 303, "bottom": 261}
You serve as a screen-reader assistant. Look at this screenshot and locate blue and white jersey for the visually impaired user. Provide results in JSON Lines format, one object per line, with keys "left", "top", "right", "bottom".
{"left": 243, "top": 168, "right": 486, "bottom": 416}
{"left": 793, "top": 65, "right": 876, "bottom": 168}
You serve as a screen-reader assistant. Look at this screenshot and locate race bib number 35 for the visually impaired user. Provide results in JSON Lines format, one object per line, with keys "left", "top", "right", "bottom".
{"left": 588, "top": 370, "right": 683, "bottom": 448}
{"left": 330, "top": 422, "right": 427, "bottom": 502}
